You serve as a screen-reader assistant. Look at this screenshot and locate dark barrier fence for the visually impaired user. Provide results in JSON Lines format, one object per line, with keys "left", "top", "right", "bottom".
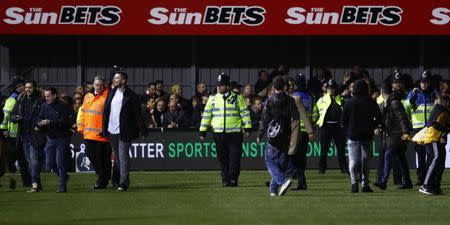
{"left": 69, "top": 128, "right": 418, "bottom": 172}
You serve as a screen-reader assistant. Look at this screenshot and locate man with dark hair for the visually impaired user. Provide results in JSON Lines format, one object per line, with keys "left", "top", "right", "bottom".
{"left": 375, "top": 82, "right": 412, "bottom": 190}
{"left": 102, "top": 72, "right": 143, "bottom": 191}
{"left": 257, "top": 76, "right": 300, "bottom": 196}
{"left": 37, "top": 87, "right": 74, "bottom": 192}
{"left": 11, "top": 80, "right": 46, "bottom": 192}
{"left": 254, "top": 70, "right": 271, "bottom": 96}
{"left": 0, "top": 76, "right": 31, "bottom": 189}
{"left": 200, "top": 73, "right": 252, "bottom": 187}
{"left": 342, "top": 80, "right": 382, "bottom": 193}
{"left": 154, "top": 80, "right": 168, "bottom": 100}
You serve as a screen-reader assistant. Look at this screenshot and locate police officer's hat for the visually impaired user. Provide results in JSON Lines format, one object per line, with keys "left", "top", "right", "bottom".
{"left": 295, "top": 73, "right": 306, "bottom": 86}
{"left": 217, "top": 72, "right": 230, "bottom": 86}
{"left": 7, "top": 76, "right": 25, "bottom": 89}
{"left": 326, "top": 79, "right": 338, "bottom": 88}
{"left": 392, "top": 71, "right": 403, "bottom": 84}
{"left": 419, "top": 70, "right": 431, "bottom": 83}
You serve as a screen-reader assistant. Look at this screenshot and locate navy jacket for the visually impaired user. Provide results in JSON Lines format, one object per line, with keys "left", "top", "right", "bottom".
{"left": 38, "top": 98, "right": 74, "bottom": 138}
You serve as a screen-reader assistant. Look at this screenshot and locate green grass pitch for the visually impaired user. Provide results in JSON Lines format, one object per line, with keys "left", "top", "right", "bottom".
{"left": 1, "top": 170, "right": 449, "bottom": 225}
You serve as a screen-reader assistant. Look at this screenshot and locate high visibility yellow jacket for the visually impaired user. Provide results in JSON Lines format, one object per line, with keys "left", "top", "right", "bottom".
{"left": 312, "top": 94, "right": 344, "bottom": 127}
{"left": 0, "top": 92, "right": 19, "bottom": 138}
{"left": 200, "top": 92, "right": 251, "bottom": 133}
{"left": 404, "top": 90, "right": 437, "bottom": 129}
{"left": 77, "top": 88, "right": 109, "bottom": 142}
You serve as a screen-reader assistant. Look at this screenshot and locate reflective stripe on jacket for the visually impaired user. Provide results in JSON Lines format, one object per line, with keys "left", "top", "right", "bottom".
{"left": 78, "top": 88, "right": 109, "bottom": 142}
{"left": 200, "top": 92, "right": 251, "bottom": 133}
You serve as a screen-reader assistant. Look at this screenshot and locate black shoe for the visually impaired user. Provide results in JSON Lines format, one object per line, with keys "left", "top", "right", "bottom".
{"left": 291, "top": 184, "right": 307, "bottom": 191}
{"left": 223, "top": 182, "right": 238, "bottom": 187}
{"left": 319, "top": 170, "right": 325, "bottom": 174}
{"left": 264, "top": 181, "right": 270, "bottom": 187}
{"left": 9, "top": 178, "right": 16, "bottom": 190}
{"left": 374, "top": 182, "right": 386, "bottom": 190}
{"left": 351, "top": 183, "right": 358, "bottom": 193}
{"left": 398, "top": 183, "right": 413, "bottom": 189}
{"left": 93, "top": 184, "right": 107, "bottom": 190}
{"left": 229, "top": 180, "right": 238, "bottom": 187}
{"left": 362, "top": 186, "right": 374, "bottom": 193}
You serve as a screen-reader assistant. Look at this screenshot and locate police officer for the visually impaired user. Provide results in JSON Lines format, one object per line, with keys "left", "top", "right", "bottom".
{"left": 289, "top": 74, "right": 315, "bottom": 190}
{"left": 404, "top": 70, "right": 437, "bottom": 185}
{"left": 200, "top": 73, "right": 252, "bottom": 187}
{"left": 313, "top": 79, "right": 348, "bottom": 174}
{"left": 0, "top": 76, "right": 31, "bottom": 189}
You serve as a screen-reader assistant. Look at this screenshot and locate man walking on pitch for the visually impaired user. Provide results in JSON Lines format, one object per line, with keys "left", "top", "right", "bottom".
{"left": 199, "top": 73, "right": 252, "bottom": 187}
{"left": 257, "top": 77, "right": 300, "bottom": 196}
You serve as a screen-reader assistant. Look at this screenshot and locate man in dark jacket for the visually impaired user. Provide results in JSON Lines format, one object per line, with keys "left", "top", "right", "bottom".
{"left": 37, "top": 87, "right": 74, "bottom": 193}
{"left": 342, "top": 80, "right": 382, "bottom": 193}
{"left": 11, "top": 80, "right": 46, "bottom": 192}
{"left": 375, "top": 84, "right": 412, "bottom": 190}
{"left": 102, "top": 71, "right": 143, "bottom": 191}
{"left": 375, "top": 83, "right": 412, "bottom": 190}
{"left": 162, "top": 101, "right": 190, "bottom": 128}
{"left": 0, "top": 76, "right": 31, "bottom": 189}
{"left": 257, "top": 77, "right": 300, "bottom": 197}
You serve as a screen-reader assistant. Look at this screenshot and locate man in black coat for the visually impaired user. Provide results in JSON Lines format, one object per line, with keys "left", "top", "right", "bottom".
{"left": 342, "top": 80, "right": 382, "bottom": 193}
{"left": 102, "top": 71, "right": 143, "bottom": 191}
{"left": 375, "top": 83, "right": 412, "bottom": 190}
{"left": 162, "top": 101, "right": 190, "bottom": 128}
{"left": 11, "top": 80, "right": 46, "bottom": 192}
{"left": 257, "top": 77, "right": 300, "bottom": 196}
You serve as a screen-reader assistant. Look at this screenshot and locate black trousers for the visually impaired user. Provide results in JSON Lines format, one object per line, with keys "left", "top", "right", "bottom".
{"left": 213, "top": 132, "right": 243, "bottom": 184}
{"left": 424, "top": 142, "right": 446, "bottom": 192}
{"left": 319, "top": 124, "right": 347, "bottom": 172}
{"left": 291, "top": 132, "right": 309, "bottom": 186}
{"left": 85, "top": 140, "right": 117, "bottom": 186}
{"left": 3, "top": 138, "right": 32, "bottom": 186}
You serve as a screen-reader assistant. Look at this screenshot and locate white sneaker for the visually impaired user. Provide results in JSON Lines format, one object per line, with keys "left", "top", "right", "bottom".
{"left": 278, "top": 179, "right": 292, "bottom": 196}
{"left": 270, "top": 193, "right": 277, "bottom": 197}
{"left": 27, "top": 183, "right": 39, "bottom": 193}
{"left": 419, "top": 186, "right": 434, "bottom": 196}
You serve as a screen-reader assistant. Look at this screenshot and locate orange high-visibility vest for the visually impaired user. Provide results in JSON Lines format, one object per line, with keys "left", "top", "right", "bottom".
{"left": 77, "top": 87, "right": 109, "bottom": 142}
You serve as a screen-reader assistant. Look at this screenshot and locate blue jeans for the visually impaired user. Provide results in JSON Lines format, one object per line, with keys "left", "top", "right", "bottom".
{"left": 347, "top": 139, "right": 371, "bottom": 187}
{"left": 44, "top": 136, "right": 70, "bottom": 191}
{"left": 22, "top": 135, "right": 44, "bottom": 184}
{"left": 265, "top": 143, "right": 289, "bottom": 193}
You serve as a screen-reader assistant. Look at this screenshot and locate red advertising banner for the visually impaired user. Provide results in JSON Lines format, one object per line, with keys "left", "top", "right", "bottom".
{"left": 0, "top": 0, "right": 449, "bottom": 35}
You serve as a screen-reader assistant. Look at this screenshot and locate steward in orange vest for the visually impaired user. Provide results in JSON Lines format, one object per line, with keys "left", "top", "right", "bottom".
{"left": 77, "top": 76, "right": 117, "bottom": 189}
